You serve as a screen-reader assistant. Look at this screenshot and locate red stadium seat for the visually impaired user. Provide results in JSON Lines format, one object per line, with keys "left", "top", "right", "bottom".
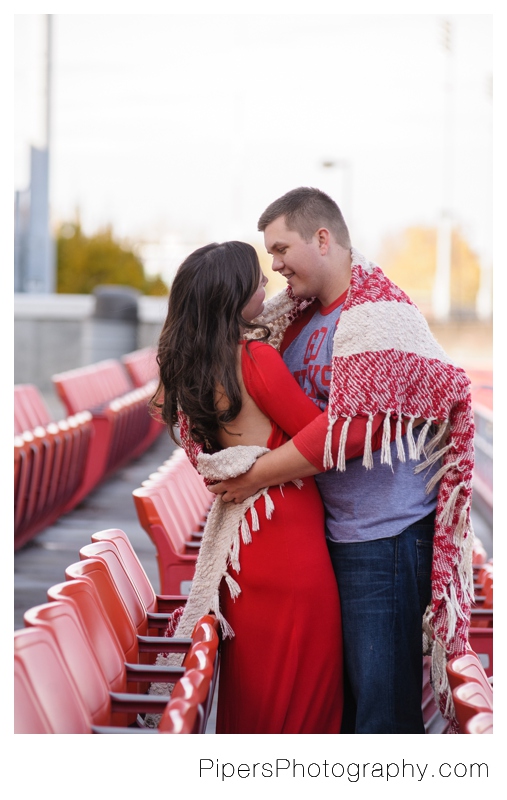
{"left": 15, "top": 617, "right": 215, "bottom": 733}
{"left": 452, "top": 681, "right": 493, "bottom": 732}
{"left": 89, "top": 528, "right": 186, "bottom": 614}
{"left": 446, "top": 651, "right": 493, "bottom": 702}
{"left": 52, "top": 359, "right": 160, "bottom": 505}
{"left": 14, "top": 384, "right": 93, "bottom": 549}
{"left": 14, "top": 626, "right": 91, "bottom": 733}
{"left": 464, "top": 711, "right": 493, "bottom": 734}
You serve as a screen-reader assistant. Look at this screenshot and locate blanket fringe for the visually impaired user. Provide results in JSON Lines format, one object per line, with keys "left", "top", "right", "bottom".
{"left": 336, "top": 416, "right": 352, "bottom": 472}
{"left": 250, "top": 504, "right": 260, "bottom": 531}
{"left": 395, "top": 415, "right": 406, "bottom": 463}
{"left": 439, "top": 479, "right": 464, "bottom": 524}
{"left": 414, "top": 442, "right": 453, "bottom": 474}
{"left": 211, "top": 593, "right": 235, "bottom": 639}
{"left": 425, "top": 460, "right": 458, "bottom": 496}
{"left": 406, "top": 416, "right": 418, "bottom": 460}
{"left": 416, "top": 418, "right": 434, "bottom": 458}
{"left": 425, "top": 421, "right": 450, "bottom": 457}
{"left": 459, "top": 518, "right": 476, "bottom": 603}
{"left": 432, "top": 638, "right": 455, "bottom": 721}
{"left": 362, "top": 414, "right": 374, "bottom": 469}
{"left": 381, "top": 412, "right": 392, "bottom": 466}
{"left": 264, "top": 489, "right": 275, "bottom": 518}
{"left": 230, "top": 531, "right": 240, "bottom": 572}
{"left": 224, "top": 572, "right": 241, "bottom": 600}
{"left": 240, "top": 515, "right": 252, "bottom": 544}
{"left": 324, "top": 416, "right": 335, "bottom": 470}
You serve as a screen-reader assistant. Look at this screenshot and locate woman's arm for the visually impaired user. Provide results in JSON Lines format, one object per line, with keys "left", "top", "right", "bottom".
{"left": 242, "top": 341, "right": 387, "bottom": 466}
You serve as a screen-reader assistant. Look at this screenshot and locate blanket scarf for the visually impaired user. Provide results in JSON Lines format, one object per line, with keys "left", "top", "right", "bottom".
{"left": 165, "top": 248, "right": 475, "bottom": 732}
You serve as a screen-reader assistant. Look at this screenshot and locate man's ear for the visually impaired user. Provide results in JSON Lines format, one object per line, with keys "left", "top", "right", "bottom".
{"left": 316, "top": 227, "right": 331, "bottom": 254}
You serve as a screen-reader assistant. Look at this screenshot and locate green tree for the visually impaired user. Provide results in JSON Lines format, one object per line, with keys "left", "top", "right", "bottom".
{"left": 56, "top": 222, "right": 168, "bottom": 295}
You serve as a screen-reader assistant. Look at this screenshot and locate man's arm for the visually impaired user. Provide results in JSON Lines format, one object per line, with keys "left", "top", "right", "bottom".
{"left": 208, "top": 412, "right": 423, "bottom": 503}
{"left": 208, "top": 439, "right": 317, "bottom": 503}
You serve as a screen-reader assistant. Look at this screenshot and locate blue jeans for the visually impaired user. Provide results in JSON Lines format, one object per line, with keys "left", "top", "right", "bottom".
{"left": 327, "top": 512, "right": 435, "bottom": 734}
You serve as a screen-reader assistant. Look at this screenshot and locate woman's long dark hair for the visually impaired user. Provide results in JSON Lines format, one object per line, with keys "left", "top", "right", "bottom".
{"left": 150, "top": 241, "right": 270, "bottom": 450}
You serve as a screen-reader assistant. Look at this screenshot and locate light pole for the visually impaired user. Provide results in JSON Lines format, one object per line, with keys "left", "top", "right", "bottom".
{"left": 432, "top": 18, "right": 453, "bottom": 322}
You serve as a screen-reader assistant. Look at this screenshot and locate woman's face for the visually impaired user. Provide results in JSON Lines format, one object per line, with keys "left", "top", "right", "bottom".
{"left": 242, "top": 270, "right": 268, "bottom": 322}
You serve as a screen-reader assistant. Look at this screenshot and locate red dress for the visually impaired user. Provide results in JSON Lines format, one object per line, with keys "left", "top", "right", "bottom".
{"left": 215, "top": 341, "right": 343, "bottom": 734}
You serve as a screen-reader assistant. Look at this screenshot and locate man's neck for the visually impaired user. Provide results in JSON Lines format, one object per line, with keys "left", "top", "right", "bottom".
{"left": 317, "top": 247, "right": 352, "bottom": 307}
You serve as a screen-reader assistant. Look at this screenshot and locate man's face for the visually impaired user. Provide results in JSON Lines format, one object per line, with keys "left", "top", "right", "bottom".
{"left": 263, "top": 216, "right": 324, "bottom": 300}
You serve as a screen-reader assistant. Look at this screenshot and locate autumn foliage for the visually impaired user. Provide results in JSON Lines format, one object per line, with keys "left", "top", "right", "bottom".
{"left": 56, "top": 222, "right": 168, "bottom": 296}
{"left": 378, "top": 226, "right": 481, "bottom": 316}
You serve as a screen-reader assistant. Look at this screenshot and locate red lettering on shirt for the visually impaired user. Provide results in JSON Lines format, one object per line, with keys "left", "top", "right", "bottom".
{"left": 322, "top": 365, "right": 332, "bottom": 386}
{"left": 303, "top": 328, "right": 328, "bottom": 364}
{"left": 294, "top": 368, "right": 308, "bottom": 389}
{"left": 308, "top": 364, "right": 321, "bottom": 396}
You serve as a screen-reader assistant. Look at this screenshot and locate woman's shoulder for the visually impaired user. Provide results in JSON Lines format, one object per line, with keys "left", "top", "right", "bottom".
{"left": 241, "top": 339, "right": 282, "bottom": 361}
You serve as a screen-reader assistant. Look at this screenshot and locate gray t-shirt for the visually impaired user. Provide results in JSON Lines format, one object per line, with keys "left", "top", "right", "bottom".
{"left": 283, "top": 300, "right": 438, "bottom": 543}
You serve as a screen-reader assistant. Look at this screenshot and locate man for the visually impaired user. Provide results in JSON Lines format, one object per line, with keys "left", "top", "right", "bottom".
{"left": 209, "top": 187, "right": 475, "bottom": 734}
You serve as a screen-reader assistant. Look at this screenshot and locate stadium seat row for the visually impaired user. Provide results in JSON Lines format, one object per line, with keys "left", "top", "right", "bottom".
{"left": 14, "top": 526, "right": 220, "bottom": 733}
{"left": 446, "top": 650, "right": 493, "bottom": 734}
{"left": 14, "top": 348, "right": 165, "bottom": 550}
{"left": 469, "top": 548, "right": 493, "bottom": 678}
{"left": 133, "top": 447, "right": 213, "bottom": 595}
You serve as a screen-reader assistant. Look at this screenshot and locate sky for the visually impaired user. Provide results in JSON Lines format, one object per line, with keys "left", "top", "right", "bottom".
{"left": 13, "top": 8, "right": 495, "bottom": 287}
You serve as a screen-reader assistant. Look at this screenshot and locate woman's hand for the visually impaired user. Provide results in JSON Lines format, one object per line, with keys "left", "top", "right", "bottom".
{"left": 208, "top": 467, "right": 264, "bottom": 504}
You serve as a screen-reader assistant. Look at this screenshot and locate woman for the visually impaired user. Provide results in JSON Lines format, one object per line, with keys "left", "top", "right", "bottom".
{"left": 151, "top": 241, "right": 343, "bottom": 734}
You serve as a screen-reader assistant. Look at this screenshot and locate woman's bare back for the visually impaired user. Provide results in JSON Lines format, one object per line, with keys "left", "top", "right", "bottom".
{"left": 215, "top": 345, "right": 273, "bottom": 450}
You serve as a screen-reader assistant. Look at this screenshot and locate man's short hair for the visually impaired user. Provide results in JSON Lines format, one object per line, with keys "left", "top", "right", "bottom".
{"left": 257, "top": 187, "right": 351, "bottom": 248}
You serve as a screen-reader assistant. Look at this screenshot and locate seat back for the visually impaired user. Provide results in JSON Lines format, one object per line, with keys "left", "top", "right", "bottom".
{"left": 132, "top": 486, "right": 198, "bottom": 594}
{"left": 170, "top": 667, "right": 213, "bottom": 734}
{"left": 158, "top": 697, "right": 199, "bottom": 734}
{"left": 464, "top": 711, "right": 494, "bottom": 734}
{"left": 452, "top": 681, "right": 493, "bottom": 731}
{"left": 149, "top": 460, "right": 211, "bottom": 535}
{"left": 467, "top": 627, "right": 493, "bottom": 677}
{"left": 47, "top": 579, "right": 126, "bottom": 694}
{"left": 53, "top": 359, "right": 134, "bottom": 415}
{"left": 24, "top": 601, "right": 112, "bottom": 726}
{"left": 90, "top": 528, "right": 158, "bottom": 614}
{"left": 134, "top": 484, "right": 191, "bottom": 552}
{"left": 14, "top": 384, "right": 53, "bottom": 433}
{"left": 79, "top": 540, "right": 149, "bottom": 636}
{"left": 14, "top": 626, "right": 91, "bottom": 734}
{"left": 446, "top": 651, "right": 493, "bottom": 702}
{"left": 121, "top": 347, "right": 159, "bottom": 387}
{"left": 171, "top": 667, "right": 212, "bottom": 706}
{"left": 65, "top": 558, "right": 139, "bottom": 663}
